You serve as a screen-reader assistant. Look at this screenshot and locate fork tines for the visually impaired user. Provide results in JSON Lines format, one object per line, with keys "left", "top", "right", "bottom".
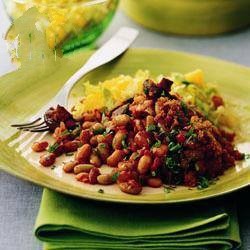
{"left": 11, "top": 118, "right": 49, "bottom": 132}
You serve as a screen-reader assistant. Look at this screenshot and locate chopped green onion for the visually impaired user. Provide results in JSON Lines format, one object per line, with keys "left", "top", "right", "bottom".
{"left": 111, "top": 172, "right": 119, "bottom": 182}
{"left": 169, "top": 143, "right": 182, "bottom": 152}
{"left": 61, "top": 129, "right": 70, "bottom": 136}
{"left": 161, "top": 90, "right": 166, "bottom": 96}
{"left": 146, "top": 124, "right": 157, "bottom": 132}
{"left": 163, "top": 185, "right": 175, "bottom": 194}
{"left": 197, "top": 176, "right": 210, "bottom": 190}
{"left": 72, "top": 126, "right": 81, "bottom": 137}
{"left": 165, "top": 157, "right": 175, "bottom": 169}
{"left": 99, "top": 143, "right": 106, "bottom": 149}
{"left": 65, "top": 152, "right": 74, "bottom": 156}
{"left": 152, "top": 140, "right": 161, "bottom": 148}
{"left": 93, "top": 128, "right": 106, "bottom": 135}
{"left": 48, "top": 142, "right": 59, "bottom": 153}
{"left": 98, "top": 189, "right": 104, "bottom": 194}
{"left": 244, "top": 153, "right": 250, "bottom": 160}
{"left": 121, "top": 135, "right": 128, "bottom": 149}
{"left": 151, "top": 171, "right": 156, "bottom": 177}
{"left": 186, "top": 128, "right": 194, "bottom": 138}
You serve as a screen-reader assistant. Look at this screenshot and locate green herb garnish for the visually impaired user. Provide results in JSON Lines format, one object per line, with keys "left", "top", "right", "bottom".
{"left": 146, "top": 124, "right": 157, "bottom": 132}
{"left": 161, "top": 90, "right": 166, "bottom": 96}
{"left": 169, "top": 143, "right": 182, "bottom": 152}
{"left": 165, "top": 157, "right": 181, "bottom": 174}
{"left": 169, "top": 129, "right": 178, "bottom": 141}
{"left": 186, "top": 128, "right": 195, "bottom": 138}
{"left": 98, "top": 189, "right": 104, "bottom": 194}
{"left": 93, "top": 127, "right": 106, "bottom": 135}
{"left": 197, "top": 176, "right": 210, "bottom": 190}
{"left": 61, "top": 129, "right": 70, "bottom": 136}
{"left": 48, "top": 142, "right": 59, "bottom": 153}
{"left": 152, "top": 140, "right": 161, "bottom": 148}
{"left": 244, "top": 153, "right": 250, "bottom": 160}
{"left": 103, "top": 127, "right": 112, "bottom": 135}
{"left": 121, "top": 135, "right": 128, "bottom": 149}
{"left": 99, "top": 143, "right": 106, "bottom": 149}
{"left": 163, "top": 185, "right": 175, "bottom": 194}
{"left": 65, "top": 152, "right": 74, "bottom": 156}
{"left": 111, "top": 172, "right": 120, "bottom": 182}
{"left": 71, "top": 126, "right": 81, "bottom": 137}
{"left": 151, "top": 171, "right": 156, "bottom": 177}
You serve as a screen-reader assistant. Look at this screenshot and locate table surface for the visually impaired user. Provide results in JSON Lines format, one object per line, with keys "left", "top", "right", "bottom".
{"left": 0, "top": 2, "right": 250, "bottom": 250}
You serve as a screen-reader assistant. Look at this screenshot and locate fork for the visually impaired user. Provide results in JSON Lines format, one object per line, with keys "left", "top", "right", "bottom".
{"left": 11, "top": 27, "right": 139, "bottom": 132}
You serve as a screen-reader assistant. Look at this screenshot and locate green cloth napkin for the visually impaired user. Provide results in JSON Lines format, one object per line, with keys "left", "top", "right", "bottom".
{"left": 34, "top": 189, "right": 241, "bottom": 250}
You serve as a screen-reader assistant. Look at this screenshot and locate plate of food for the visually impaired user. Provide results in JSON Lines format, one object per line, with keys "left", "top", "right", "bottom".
{"left": 0, "top": 48, "right": 249, "bottom": 203}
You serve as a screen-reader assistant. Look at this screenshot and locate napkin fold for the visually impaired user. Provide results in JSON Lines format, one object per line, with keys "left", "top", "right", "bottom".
{"left": 34, "top": 189, "right": 241, "bottom": 250}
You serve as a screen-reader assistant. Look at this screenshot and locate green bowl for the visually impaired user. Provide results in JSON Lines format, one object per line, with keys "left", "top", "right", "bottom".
{"left": 4, "top": 0, "right": 119, "bottom": 53}
{"left": 121, "top": 0, "right": 250, "bottom": 36}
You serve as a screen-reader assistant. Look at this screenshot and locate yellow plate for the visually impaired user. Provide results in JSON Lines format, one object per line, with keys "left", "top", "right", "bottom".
{"left": 0, "top": 48, "right": 249, "bottom": 203}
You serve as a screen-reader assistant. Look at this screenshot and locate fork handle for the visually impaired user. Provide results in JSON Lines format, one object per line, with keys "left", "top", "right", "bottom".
{"left": 57, "top": 27, "right": 139, "bottom": 107}
{"left": 28, "top": 27, "right": 138, "bottom": 121}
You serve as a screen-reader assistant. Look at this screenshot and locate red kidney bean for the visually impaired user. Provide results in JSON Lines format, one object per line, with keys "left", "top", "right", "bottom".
{"left": 75, "top": 144, "right": 92, "bottom": 163}
{"left": 89, "top": 167, "right": 100, "bottom": 184}
{"left": 82, "top": 121, "right": 95, "bottom": 129}
{"left": 112, "top": 130, "right": 127, "bottom": 150}
{"left": 79, "top": 129, "right": 91, "bottom": 144}
{"left": 63, "top": 140, "right": 79, "bottom": 153}
{"left": 90, "top": 153, "right": 102, "bottom": 167}
{"left": 90, "top": 135, "right": 98, "bottom": 147}
{"left": 118, "top": 161, "right": 135, "bottom": 171}
{"left": 53, "top": 144, "right": 65, "bottom": 156}
{"left": 113, "top": 114, "right": 131, "bottom": 127}
{"left": 32, "top": 141, "right": 48, "bottom": 152}
{"left": 176, "top": 132, "right": 186, "bottom": 144}
{"left": 107, "top": 150, "right": 125, "bottom": 167}
{"left": 152, "top": 144, "right": 168, "bottom": 157}
{"left": 97, "top": 143, "right": 110, "bottom": 162}
{"left": 133, "top": 119, "right": 144, "bottom": 132}
{"left": 39, "top": 153, "right": 56, "bottom": 167}
{"left": 137, "top": 155, "right": 152, "bottom": 174}
{"left": 151, "top": 157, "right": 162, "bottom": 172}
{"left": 117, "top": 170, "right": 137, "bottom": 183}
{"left": 63, "top": 161, "right": 78, "bottom": 173}
{"left": 134, "top": 131, "right": 149, "bottom": 148}
{"left": 75, "top": 172, "right": 89, "bottom": 183}
{"left": 147, "top": 178, "right": 162, "bottom": 188}
{"left": 184, "top": 171, "right": 197, "bottom": 187}
{"left": 118, "top": 180, "right": 142, "bottom": 195}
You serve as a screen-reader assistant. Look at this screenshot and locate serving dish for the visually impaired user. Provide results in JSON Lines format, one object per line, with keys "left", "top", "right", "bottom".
{"left": 4, "top": 0, "right": 119, "bottom": 53}
{"left": 121, "top": 0, "right": 250, "bottom": 36}
{"left": 0, "top": 48, "right": 249, "bottom": 203}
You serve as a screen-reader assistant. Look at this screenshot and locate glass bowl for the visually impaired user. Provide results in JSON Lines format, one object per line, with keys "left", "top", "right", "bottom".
{"left": 4, "top": 0, "right": 119, "bottom": 53}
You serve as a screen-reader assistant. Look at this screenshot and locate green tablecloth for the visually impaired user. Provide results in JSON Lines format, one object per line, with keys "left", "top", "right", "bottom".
{"left": 34, "top": 189, "right": 241, "bottom": 250}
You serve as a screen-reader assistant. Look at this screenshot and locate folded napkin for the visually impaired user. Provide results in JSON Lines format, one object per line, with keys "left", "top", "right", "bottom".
{"left": 34, "top": 189, "right": 241, "bottom": 250}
